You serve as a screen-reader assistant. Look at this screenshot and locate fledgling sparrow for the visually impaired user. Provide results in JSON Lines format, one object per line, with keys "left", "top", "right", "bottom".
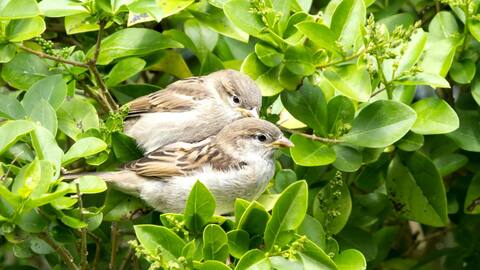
{"left": 124, "top": 69, "right": 262, "bottom": 153}
{"left": 71, "top": 118, "right": 293, "bottom": 214}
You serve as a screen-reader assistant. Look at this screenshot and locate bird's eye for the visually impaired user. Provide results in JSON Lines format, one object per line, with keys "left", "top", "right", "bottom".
{"left": 232, "top": 95, "right": 241, "bottom": 104}
{"left": 256, "top": 134, "right": 267, "bottom": 142}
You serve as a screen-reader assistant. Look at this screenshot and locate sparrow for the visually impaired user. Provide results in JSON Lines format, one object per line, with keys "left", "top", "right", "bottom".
{"left": 123, "top": 69, "right": 262, "bottom": 153}
{"left": 72, "top": 118, "right": 293, "bottom": 214}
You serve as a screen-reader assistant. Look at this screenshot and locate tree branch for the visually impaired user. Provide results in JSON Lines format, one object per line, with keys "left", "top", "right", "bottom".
{"left": 18, "top": 44, "right": 88, "bottom": 68}
{"left": 38, "top": 232, "right": 79, "bottom": 270}
{"left": 88, "top": 232, "right": 102, "bottom": 270}
{"left": 316, "top": 47, "right": 367, "bottom": 69}
{"left": 75, "top": 183, "right": 89, "bottom": 270}
{"left": 279, "top": 126, "right": 344, "bottom": 144}
{"left": 87, "top": 21, "right": 118, "bottom": 112}
{"left": 109, "top": 222, "right": 119, "bottom": 270}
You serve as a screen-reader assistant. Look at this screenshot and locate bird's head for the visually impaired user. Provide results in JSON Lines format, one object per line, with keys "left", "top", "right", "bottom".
{"left": 216, "top": 118, "right": 293, "bottom": 158}
{"left": 210, "top": 69, "right": 262, "bottom": 119}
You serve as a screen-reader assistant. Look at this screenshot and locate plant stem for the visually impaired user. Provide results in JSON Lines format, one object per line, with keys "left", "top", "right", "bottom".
{"left": 39, "top": 233, "right": 79, "bottom": 270}
{"left": 18, "top": 44, "right": 88, "bottom": 68}
{"left": 371, "top": 87, "right": 386, "bottom": 97}
{"left": 375, "top": 56, "right": 393, "bottom": 99}
{"left": 316, "top": 47, "right": 367, "bottom": 69}
{"left": 88, "top": 232, "right": 102, "bottom": 270}
{"left": 119, "top": 247, "right": 134, "bottom": 270}
{"left": 279, "top": 126, "right": 344, "bottom": 144}
{"left": 87, "top": 21, "right": 118, "bottom": 112}
{"left": 109, "top": 222, "right": 119, "bottom": 270}
{"left": 76, "top": 183, "right": 89, "bottom": 270}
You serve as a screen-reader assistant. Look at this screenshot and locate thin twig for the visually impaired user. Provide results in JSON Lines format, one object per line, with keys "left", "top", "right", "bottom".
{"left": 38, "top": 233, "right": 79, "bottom": 270}
{"left": 316, "top": 47, "right": 367, "bottom": 69}
{"left": 435, "top": 0, "right": 441, "bottom": 12}
{"left": 109, "top": 222, "right": 119, "bottom": 270}
{"left": 279, "top": 126, "right": 344, "bottom": 144}
{"left": 75, "top": 183, "right": 89, "bottom": 270}
{"left": 18, "top": 44, "right": 88, "bottom": 68}
{"left": 119, "top": 247, "right": 134, "bottom": 270}
{"left": 371, "top": 87, "right": 386, "bottom": 97}
{"left": 87, "top": 21, "right": 118, "bottom": 112}
{"left": 88, "top": 232, "right": 102, "bottom": 270}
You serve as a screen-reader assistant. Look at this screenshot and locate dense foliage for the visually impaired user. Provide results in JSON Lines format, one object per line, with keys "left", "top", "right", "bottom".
{"left": 1, "top": 0, "right": 480, "bottom": 269}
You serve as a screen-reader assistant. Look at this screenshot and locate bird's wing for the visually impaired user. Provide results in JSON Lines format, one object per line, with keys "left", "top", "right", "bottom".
{"left": 123, "top": 138, "right": 245, "bottom": 178}
{"left": 126, "top": 77, "right": 211, "bottom": 115}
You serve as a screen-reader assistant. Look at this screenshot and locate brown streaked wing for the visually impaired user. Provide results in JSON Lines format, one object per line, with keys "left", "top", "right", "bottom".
{"left": 123, "top": 140, "right": 246, "bottom": 179}
{"left": 126, "top": 77, "right": 211, "bottom": 115}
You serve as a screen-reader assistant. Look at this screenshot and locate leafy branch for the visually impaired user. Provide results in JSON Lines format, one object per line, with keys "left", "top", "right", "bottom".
{"left": 38, "top": 232, "right": 79, "bottom": 270}
{"left": 279, "top": 126, "right": 344, "bottom": 144}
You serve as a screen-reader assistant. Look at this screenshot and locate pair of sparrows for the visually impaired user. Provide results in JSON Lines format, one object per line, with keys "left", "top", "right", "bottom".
{"left": 72, "top": 70, "right": 293, "bottom": 214}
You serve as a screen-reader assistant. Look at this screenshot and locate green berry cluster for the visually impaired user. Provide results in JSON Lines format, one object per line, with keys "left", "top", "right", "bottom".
{"left": 33, "top": 36, "right": 54, "bottom": 55}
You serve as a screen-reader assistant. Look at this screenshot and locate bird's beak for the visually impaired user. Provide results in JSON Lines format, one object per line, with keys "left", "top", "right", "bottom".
{"left": 271, "top": 137, "right": 294, "bottom": 148}
{"left": 236, "top": 107, "right": 259, "bottom": 118}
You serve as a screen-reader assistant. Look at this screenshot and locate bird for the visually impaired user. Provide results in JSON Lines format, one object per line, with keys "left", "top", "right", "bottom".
{"left": 123, "top": 69, "right": 262, "bottom": 153}
{"left": 69, "top": 118, "right": 293, "bottom": 214}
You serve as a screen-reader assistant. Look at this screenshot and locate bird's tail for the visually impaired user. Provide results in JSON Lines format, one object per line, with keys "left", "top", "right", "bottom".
{"left": 62, "top": 171, "right": 143, "bottom": 196}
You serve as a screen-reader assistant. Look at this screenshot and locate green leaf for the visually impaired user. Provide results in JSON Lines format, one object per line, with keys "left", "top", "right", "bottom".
{"left": 334, "top": 249, "right": 367, "bottom": 270}
{"left": 184, "top": 19, "right": 218, "bottom": 58}
{"left": 64, "top": 13, "right": 102, "bottom": 34}
{"left": 464, "top": 173, "right": 480, "bottom": 214}
{"left": 429, "top": 11, "right": 459, "bottom": 38}
{"left": 377, "top": 13, "right": 415, "bottom": 32}
{"left": 15, "top": 209, "right": 47, "bottom": 233}
{"left": 12, "top": 159, "right": 41, "bottom": 198}
{"left": 57, "top": 96, "right": 99, "bottom": 140}
{"left": 446, "top": 111, "right": 480, "bottom": 152}
{"left": 298, "top": 215, "right": 326, "bottom": 249}
{"left": 327, "top": 95, "right": 355, "bottom": 134}
{"left": 0, "top": 120, "right": 35, "bottom": 155}
{"left": 88, "top": 28, "right": 183, "bottom": 65}
{"left": 323, "top": 64, "right": 372, "bottom": 102}
{"left": 394, "top": 30, "right": 426, "bottom": 77}
{"left": 70, "top": 176, "right": 107, "bottom": 194}
{"left": 0, "top": 43, "right": 16, "bottom": 63}
{"left": 106, "top": 57, "right": 146, "bottom": 87}
{"left": 29, "top": 100, "right": 58, "bottom": 135}
{"left": 281, "top": 79, "right": 327, "bottom": 135}
{"left": 22, "top": 74, "right": 67, "bottom": 114}
{"left": 313, "top": 174, "right": 351, "bottom": 234}
{"left": 395, "top": 72, "right": 450, "bottom": 88}
{"left": 235, "top": 249, "right": 270, "bottom": 270}
{"left": 6, "top": 16, "right": 45, "bottom": 42}
{"left": 227, "top": 230, "right": 250, "bottom": 258}
{"left": 264, "top": 181, "right": 308, "bottom": 250}
{"left": 196, "top": 261, "right": 231, "bottom": 270}
{"left": 1, "top": 52, "right": 50, "bottom": 90}
{"left": 333, "top": 145, "right": 362, "bottom": 172}
{"left": 203, "top": 224, "right": 229, "bottom": 261}
{"left": 0, "top": 0, "right": 40, "bottom": 19}
{"left": 290, "top": 135, "right": 336, "bottom": 167}
{"left": 255, "top": 66, "right": 283, "bottom": 96}
{"left": 419, "top": 35, "right": 459, "bottom": 77}
{"left": 337, "top": 227, "right": 377, "bottom": 262}
{"left": 450, "top": 60, "right": 476, "bottom": 84}
{"left": 284, "top": 45, "right": 315, "bottom": 76}
{"left": 237, "top": 201, "right": 269, "bottom": 236}
{"left": 30, "top": 125, "right": 63, "bottom": 178}
{"left": 410, "top": 97, "right": 459, "bottom": 135}
{"left": 255, "top": 43, "right": 283, "bottom": 67}
{"left": 111, "top": 132, "right": 143, "bottom": 163}
{"left": 0, "top": 95, "right": 25, "bottom": 120}
{"left": 433, "top": 153, "right": 468, "bottom": 176}
{"left": 386, "top": 152, "right": 448, "bottom": 226}
{"left": 190, "top": 6, "right": 248, "bottom": 43}
{"left": 62, "top": 137, "right": 107, "bottom": 166}
{"left": 184, "top": 181, "right": 216, "bottom": 235}
{"left": 39, "top": 0, "right": 87, "bottom": 17}
{"left": 396, "top": 132, "right": 424, "bottom": 152}
{"left": 330, "top": 0, "right": 366, "bottom": 52}
{"left": 296, "top": 21, "right": 340, "bottom": 53}
{"left": 224, "top": 0, "right": 265, "bottom": 36}
{"left": 270, "top": 256, "right": 303, "bottom": 270}
{"left": 134, "top": 224, "right": 185, "bottom": 258}
{"left": 299, "top": 238, "right": 337, "bottom": 270}
{"left": 343, "top": 100, "right": 417, "bottom": 148}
